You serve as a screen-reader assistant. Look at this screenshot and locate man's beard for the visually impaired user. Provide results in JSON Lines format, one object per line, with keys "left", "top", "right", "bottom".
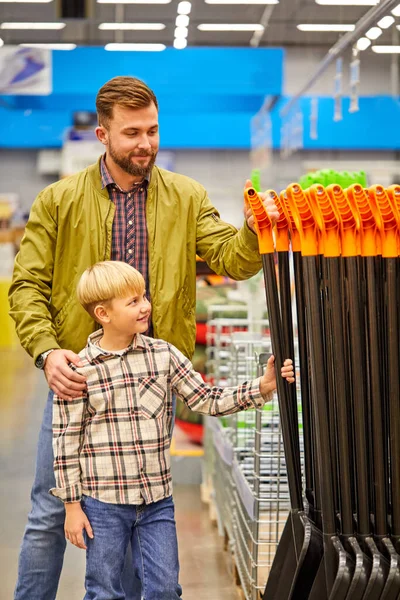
{"left": 108, "top": 139, "right": 157, "bottom": 177}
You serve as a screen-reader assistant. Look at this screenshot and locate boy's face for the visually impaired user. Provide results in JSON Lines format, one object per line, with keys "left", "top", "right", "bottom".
{"left": 105, "top": 290, "right": 151, "bottom": 336}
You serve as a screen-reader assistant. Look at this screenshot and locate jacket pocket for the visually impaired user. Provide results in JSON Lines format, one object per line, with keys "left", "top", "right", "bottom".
{"left": 54, "top": 291, "right": 76, "bottom": 328}
{"left": 138, "top": 376, "right": 167, "bottom": 419}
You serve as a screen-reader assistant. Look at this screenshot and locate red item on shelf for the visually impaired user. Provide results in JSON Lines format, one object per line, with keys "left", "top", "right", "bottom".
{"left": 175, "top": 419, "right": 204, "bottom": 445}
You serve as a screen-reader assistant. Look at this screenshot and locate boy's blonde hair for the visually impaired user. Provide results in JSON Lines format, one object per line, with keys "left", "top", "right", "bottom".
{"left": 77, "top": 261, "right": 145, "bottom": 320}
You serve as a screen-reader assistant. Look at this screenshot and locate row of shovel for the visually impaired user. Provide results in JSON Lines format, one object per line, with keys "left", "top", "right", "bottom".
{"left": 245, "top": 182, "right": 400, "bottom": 599}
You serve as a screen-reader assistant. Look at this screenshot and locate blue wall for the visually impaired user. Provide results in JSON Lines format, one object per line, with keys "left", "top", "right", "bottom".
{"left": 273, "top": 95, "right": 400, "bottom": 151}
{"left": 0, "top": 46, "right": 399, "bottom": 150}
{"left": 0, "top": 47, "right": 283, "bottom": 149}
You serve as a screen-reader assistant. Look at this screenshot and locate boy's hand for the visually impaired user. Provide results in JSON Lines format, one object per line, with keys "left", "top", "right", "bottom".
{"left": 64, "top": 502, "right": 94, "bottom": 550}
{"left": 243, "top": 179, "right": 280, "bottom": 232}
{"left": 44, "top": 349, "right": 86, "bottom": 400}
{"left": 260, "top": 356, "right": 295, "bottom": 397}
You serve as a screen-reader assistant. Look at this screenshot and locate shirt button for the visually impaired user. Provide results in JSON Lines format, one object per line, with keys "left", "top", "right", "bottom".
{"left": 139, "top": 188, "right": 143, "bottom": 192}
{"left": 128, "top": 220, "right": 133, "bottom": 225}
{"left": 128, "top": 249, "right": 133, "bottom": 255}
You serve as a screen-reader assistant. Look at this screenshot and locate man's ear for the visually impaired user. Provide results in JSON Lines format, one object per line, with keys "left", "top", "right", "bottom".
{"left": 95, "top": 125, "right": 108, "bottom": 146}
{"left": 94, "top": 303, "right": 110, "bottom": 324}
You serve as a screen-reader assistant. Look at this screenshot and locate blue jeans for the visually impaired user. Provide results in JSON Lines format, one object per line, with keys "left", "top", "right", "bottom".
{"left": 14, "top": 390, "right": 142, "bottom": 600}
{"left": 82, "top": 495, "right": 182, "bottom": 600}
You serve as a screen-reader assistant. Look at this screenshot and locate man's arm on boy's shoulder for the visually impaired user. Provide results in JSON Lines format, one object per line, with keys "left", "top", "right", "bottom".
{"left": 8, "top": 189, "right": 60, "bottom": 362}
{"left": 50, "top": 388, "right": 90, "bottom": 503}
{"left": 168, "top": 344, "right": 271, "bottom": 416}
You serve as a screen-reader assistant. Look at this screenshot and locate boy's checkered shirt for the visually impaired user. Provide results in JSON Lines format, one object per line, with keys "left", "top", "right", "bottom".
{"left": 50, "top": 330, "right": 270, "bottom": 506}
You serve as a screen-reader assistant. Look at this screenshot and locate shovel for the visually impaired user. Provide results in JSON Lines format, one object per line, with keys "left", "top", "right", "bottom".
{"left": 279, "top": 188, "right": 315, "bottom": 511}
{"left": 343, "top": 183, "right": 389, "bottom": 599}
{"left": 325, "top": 183, "right": 372, "bottom": 600}
{"left": 366, "top": 185, "right": 400, "bottom": 599}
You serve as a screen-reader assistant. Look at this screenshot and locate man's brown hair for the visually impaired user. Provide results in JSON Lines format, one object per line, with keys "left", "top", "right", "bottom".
{"left": 96, "top": 76, "right": 158, "bottom": 128}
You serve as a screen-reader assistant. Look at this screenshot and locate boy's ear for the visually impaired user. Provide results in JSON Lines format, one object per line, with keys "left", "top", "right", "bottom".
{"left": 94, "top": 303, "right": 110, "bottom": 324}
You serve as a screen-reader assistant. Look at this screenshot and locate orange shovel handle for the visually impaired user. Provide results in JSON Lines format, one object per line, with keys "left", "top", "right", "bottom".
{"left": 244, "top": 187, "right": 274, "bottom": 254}
{"left": 347, "top": 184, "right": 380, "bottom": 257}
{"left": 272, "top": 190, "right": 290, "bottom": 252}
{"left": 326, "top": 184, "right": 360, "bottom": 258}
{"left": 285, "top": 183, "right": 320, "bottom": 257}
{"left": 368, "top": 185, "right": 399, "bottom": 258}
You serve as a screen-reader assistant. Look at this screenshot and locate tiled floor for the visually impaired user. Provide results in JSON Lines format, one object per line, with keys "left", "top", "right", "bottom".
{"left": 0, "top": 348, "right": 238, "bottom": 600}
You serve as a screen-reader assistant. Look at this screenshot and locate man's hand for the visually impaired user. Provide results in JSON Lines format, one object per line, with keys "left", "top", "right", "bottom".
{"left": 260, "top": 356, "right": 295, "bottom": 397}
{"left": 244, "top": 179, "right": 280, "bottom": 233}
{"left": 65, "top": 502, "right": 94, "bottom": 550}
{"left": 44, "top": 349, "right": 86, "bottom": 400}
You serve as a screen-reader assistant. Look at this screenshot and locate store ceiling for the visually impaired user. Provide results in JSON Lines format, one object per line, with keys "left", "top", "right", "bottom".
{"left": 0, "top": 0, "right": 397, "bottom": 48}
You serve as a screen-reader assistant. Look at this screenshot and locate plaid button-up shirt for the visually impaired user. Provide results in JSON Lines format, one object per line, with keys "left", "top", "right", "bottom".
{"left": 101, "top": 157, "right": 152, "bottom": 335}
{"left": 51, "top": 330, "right": 268, "bottom": 506}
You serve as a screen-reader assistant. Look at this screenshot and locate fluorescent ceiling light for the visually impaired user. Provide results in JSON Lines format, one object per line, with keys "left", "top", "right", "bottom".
{"left": 365, "top": 26, "right": 382, "bottom": 39}
{"left": 372, "top": 45, "right": 400, "bottom": 53}
{"left": 174, "top": 38, "right": 187, "bottom": 49}
{"left": 356, "top": 36, "right": 371, "bottom": 50}
{"left": 377, "top": 16, "right": 395, "bottom": 29}
{"left": 297, "top": 23, "right": 355, "bottom": 32}
{"left": 198, "top": 23, "right": 264, "bottom": 31}
{"left": 391, "top": 3, "right": 400, "bottom": 16}
{"left": 98, "top": 0, "right": 170, "bottom": 3}
{"left": 316, "top": 0, "right": 378, "bottom": 5}
{"left": 174, "top": 26, "right": 188, "bottom": 38}
{"left": 105, "top": 43, "right": 166, "bottom": 51}
{"left": 0, "top": 0, "right": 52, "bottom": 2}
{"left": 20, "top": 43, "right": 76, "bottom": 49}
{"left": 176, "top": 14, "right": 189, "bottom": 27}
{"left": 205, "top": 0, "right": 278, "bottom": 4}
{"left": 99, "top": 23, "right": 165, "bottom": 30}
{"left": 177, "top": 1, "right": 191, "bottom": 13}
{"left": 1, "top": 22, "right": 65, "bottom": 29}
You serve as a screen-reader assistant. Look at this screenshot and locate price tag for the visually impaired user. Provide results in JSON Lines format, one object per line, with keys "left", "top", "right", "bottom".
{"left": 310, "top": 97, "right": 318, "bottom": 140}
{"left": 349, "top": 55, "right": 360, "bottom": 113}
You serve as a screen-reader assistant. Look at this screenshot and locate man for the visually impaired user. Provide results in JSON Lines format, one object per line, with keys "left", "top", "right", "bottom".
{"left": 9, "top": 76, "right": 279, "bottom": 600}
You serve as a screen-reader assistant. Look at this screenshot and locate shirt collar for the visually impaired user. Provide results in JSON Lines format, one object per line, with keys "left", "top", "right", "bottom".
{"left": 100, "top": 154, "right": 150, "bottom": 192}
{"left": 85, "top": 329, "right": 148, "bottom": 363}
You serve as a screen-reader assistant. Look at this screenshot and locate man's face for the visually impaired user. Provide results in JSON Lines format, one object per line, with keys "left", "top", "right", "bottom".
{"left": 97, "top": 103, "right": 159, "bottom": 177}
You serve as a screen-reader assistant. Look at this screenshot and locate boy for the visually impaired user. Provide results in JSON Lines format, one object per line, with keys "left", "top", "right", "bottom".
{"left": 50, "top": 261, "right": 294, "bottom": 600}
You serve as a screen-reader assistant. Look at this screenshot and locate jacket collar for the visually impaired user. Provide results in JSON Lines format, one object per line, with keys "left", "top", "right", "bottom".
{"left": 87, "top": 156, "right": 158, "bottom": 199}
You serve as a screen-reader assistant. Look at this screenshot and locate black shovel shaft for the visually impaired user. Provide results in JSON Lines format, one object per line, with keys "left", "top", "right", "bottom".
{"left": 345, "top": 256, "right": 371, "bottom": 536}
{"left": 261, "top": 253, "right": 303, "bottom": 510}
{"left": 278, "top": 251, "right": 302, "bottom": 491}
{"left": 326, "top": 258, "right": 354, "bottom": 536}
{"left": 303, "top": 256, "right": 337, "bottom": 594}
{"left": 303, "top": 257, "right": 336, "bottom": 532}
{"left": 293, "top": 252, "right": 314, "bottom": 498}
{"left": 387, "top": 258, "right": 400, "bottom": 535}
{"left": 365, "top": 256, "right": 388, "bottom": 537}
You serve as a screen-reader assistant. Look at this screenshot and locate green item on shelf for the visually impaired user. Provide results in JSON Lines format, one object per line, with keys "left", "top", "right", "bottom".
{"left": 251, "top": 169, "right": 261, "bottom": 193}
{"left": 299, "top": 169, "right": 368, "bottom": 190}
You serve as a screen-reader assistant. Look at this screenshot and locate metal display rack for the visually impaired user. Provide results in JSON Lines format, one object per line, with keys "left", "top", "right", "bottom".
{"left": 203, "top": 305, "right": 302, "bottom": 599}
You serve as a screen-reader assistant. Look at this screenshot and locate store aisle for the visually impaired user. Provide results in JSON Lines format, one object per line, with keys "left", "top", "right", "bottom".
{"left": 0, "top": 348, "right": 237, "bottom": 600}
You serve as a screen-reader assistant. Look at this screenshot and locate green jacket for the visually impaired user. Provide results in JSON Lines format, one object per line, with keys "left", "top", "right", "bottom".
{"left": 9, "top": 159, "right": 262, "bottom": 361}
